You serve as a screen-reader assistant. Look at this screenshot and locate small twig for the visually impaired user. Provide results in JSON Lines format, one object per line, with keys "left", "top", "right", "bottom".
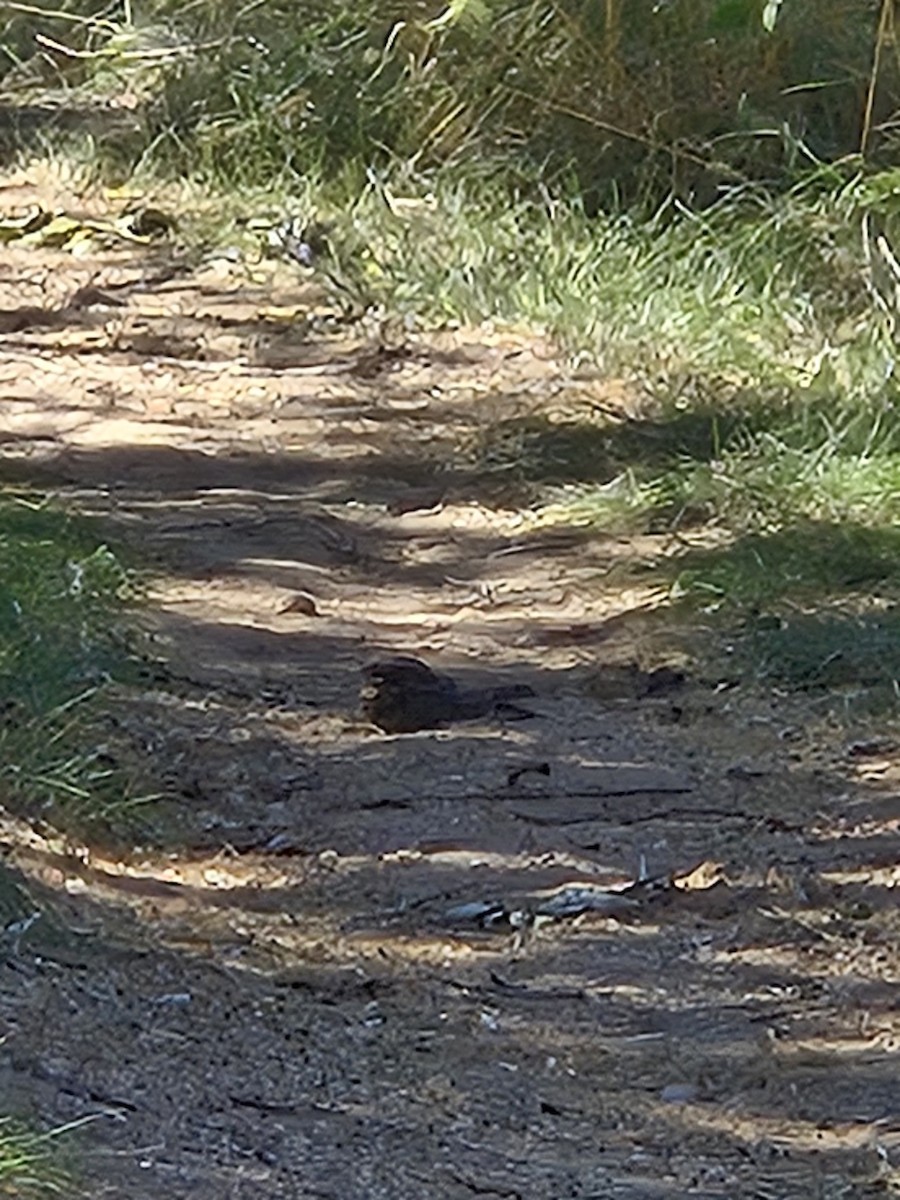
{"left": 860, "top": 0, "right": 894, "bottom": 157}
{"left": 442, "top": 1167, "right": 524, "bottom": 1199}
{"left": 516, "top": 802, "right": 739, "bottom": 830}
{"left": 229, "top": 1094, "right": 300, "bottom": 1115}
{"left": 34, "top": 31, "right": 219, "bottom": 62}
{"left": 488, "top": 971, "right": 586, "bottom": 1001}
{"left": 757, "top": 905, "right": 839, "bottom": 942}
{"left": 4, "top": 1, "right": 119, "bottom": 30}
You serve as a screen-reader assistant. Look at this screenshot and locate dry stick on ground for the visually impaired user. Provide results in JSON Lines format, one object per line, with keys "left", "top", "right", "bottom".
{"left": 3, "top": 1, "right": 119, "bottom": 29}
{"left": 34, "top": 31, "right": 222, "bottom": 61}
{"left": 860, "top": 0, "right": 895, "bottom": 158}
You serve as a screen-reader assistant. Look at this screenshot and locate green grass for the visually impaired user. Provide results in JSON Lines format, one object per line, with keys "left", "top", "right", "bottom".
{"left": 0, "top": 1116, "right": 84, "bottom": 1197}
{"left": 672, "top": 524, "right": 900, "bottom": 610}
{"left": 0, "top": 496, "right": 132, "bottom": 713}
{"left": 0, "top": 492, "right": 151, "bottom": 833}
{"left": 670, "top": 525, "right": 900, "bottom": 701}
{"left": 737, "top": 610, "right": 900, "bottom": 691}
{"left": 664, "top": 518, "right": 900, "bottom": 708}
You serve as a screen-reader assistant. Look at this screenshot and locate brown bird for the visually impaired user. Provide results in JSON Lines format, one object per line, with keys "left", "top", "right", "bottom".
{"left": 361, "top": 656, "right": 535, "bottom": 734}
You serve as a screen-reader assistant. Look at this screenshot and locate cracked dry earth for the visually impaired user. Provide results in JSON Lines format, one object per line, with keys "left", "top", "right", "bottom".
{"left": 1, "top": 179, "right": 900, "bottom": 1200}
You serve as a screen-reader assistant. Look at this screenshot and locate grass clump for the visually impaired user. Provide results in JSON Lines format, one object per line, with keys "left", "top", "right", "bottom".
{"left": 0, "top": 1116, "right": 81, "bottom": 1197}
{"left": 672, "top": 524, "right": 900, "bottom": 611}
{"left": 0, "top": 497, "right": 131, "bottom": 714}
{"left": 667, "top": 522, "right": 900, "bottom": 703}
{"left": 739, "top": 610, "right": 900, "bottom": 693}
{"left": 0, "top": 492, "right": 147, "bottom": 832}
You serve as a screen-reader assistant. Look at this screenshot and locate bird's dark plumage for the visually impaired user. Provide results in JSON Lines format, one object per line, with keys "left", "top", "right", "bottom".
{"left": 361, "top": 656, "right": 535, "bottom": 733}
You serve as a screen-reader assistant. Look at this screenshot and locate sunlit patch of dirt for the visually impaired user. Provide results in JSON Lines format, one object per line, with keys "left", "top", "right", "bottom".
{"left": 0, "top": 167, "right": 898, "bottom": 1198}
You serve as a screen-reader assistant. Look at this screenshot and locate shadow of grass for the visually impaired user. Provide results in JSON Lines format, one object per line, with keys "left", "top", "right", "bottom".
{"left": 473, "top": 403, "right": 757, "bottom": 488}
{"left": 0, "top": 102, "right": 143, "bottom": 167}
{"left": 669, "top": 522, "right": 900, "bottom": 697}
{"left": 737, "top": 610, "right": 900, "bottom": 696}
{"left": 673, "top": 522, "right": 900, "bottom": 609}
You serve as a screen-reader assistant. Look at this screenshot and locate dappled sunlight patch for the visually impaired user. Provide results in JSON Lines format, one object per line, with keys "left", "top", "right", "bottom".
{"left": 660, "top": 1104, "right": 894, "bottom": 1189}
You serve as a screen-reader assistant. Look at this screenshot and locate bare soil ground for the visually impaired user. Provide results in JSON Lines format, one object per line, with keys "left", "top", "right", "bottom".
{"left": 1, "top": 170, "right": 899, "bottom": 1199}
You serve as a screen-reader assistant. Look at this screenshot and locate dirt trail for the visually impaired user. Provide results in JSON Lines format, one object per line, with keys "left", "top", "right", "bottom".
{"left": 1, "top": 180, "right": 899, "bottom": 1198}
